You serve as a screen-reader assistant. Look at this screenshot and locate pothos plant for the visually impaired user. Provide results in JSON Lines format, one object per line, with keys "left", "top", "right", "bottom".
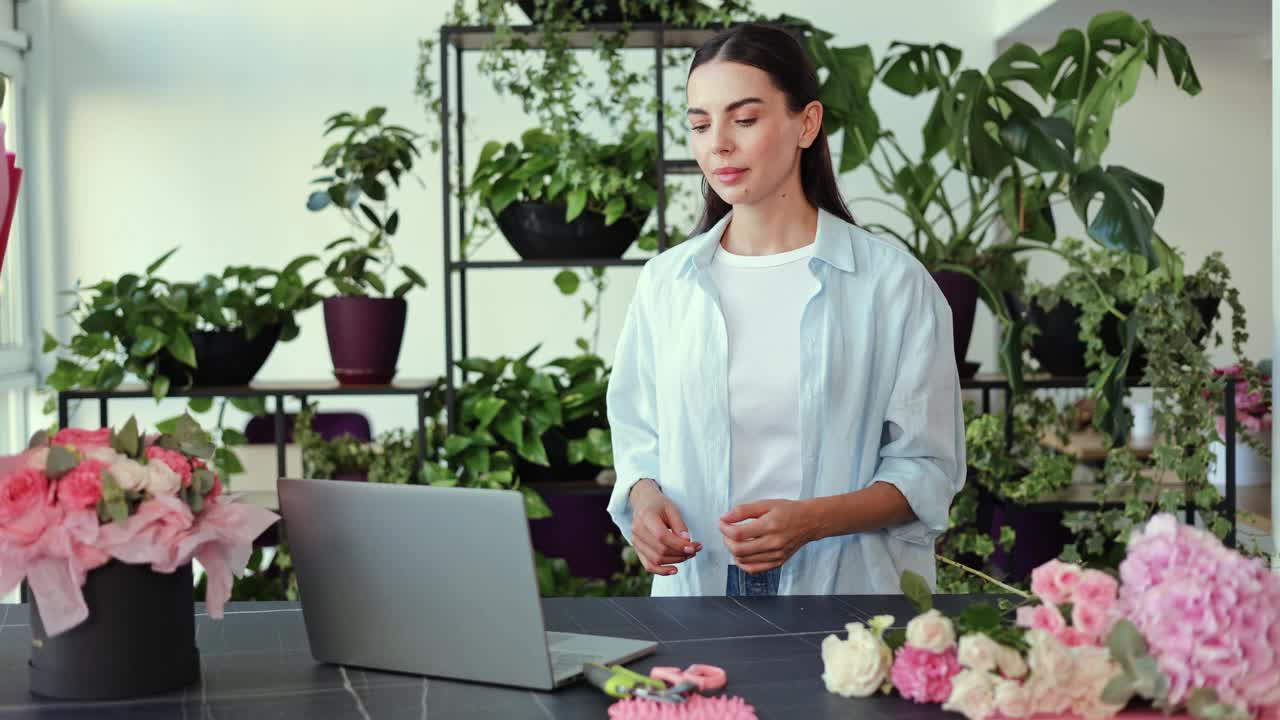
{"left": 1027, "top": 239, "right": 1268, "bottom": 562}
{"left": 305, "top": 107, "right": 428, "bottom": 299}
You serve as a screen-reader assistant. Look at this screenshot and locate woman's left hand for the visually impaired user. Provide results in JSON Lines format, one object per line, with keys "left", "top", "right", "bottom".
{"left": 719, "top": 499, "right": 820, "bottom": 573}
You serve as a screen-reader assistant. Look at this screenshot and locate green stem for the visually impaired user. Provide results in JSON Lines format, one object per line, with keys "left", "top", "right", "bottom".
{"left": 935, "top": 554, "right": 1033, "bottom": 599}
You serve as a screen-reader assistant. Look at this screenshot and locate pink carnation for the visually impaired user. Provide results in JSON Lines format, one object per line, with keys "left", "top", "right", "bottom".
{"left": 56, "top": 460, "right": 105, "bottom": 510}
{"left": 145, "top": 446, "right": 194, "bottom": 487}
{"left": 52, "top": 427, "right": 112, "bottom": 449}
{"left": 1030, "top": 559, "right": 1081, "bottom": 605}
{"left": 891, "top": 645, "right": 962, "bottom": 704}
{"left": 1117, "top": 513, "right": 1280, "bottom": 713}
{"left": 1016, "top": 603, "right": 1066, "bottom": 635}
{"left": 1073, "top": 569, "right": 1119, "bottom": 615}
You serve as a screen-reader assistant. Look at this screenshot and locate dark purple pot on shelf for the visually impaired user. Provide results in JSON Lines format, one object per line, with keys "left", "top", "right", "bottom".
{"left": 930, "top": 270, "right": 981, "bottom": 378}
{"left": 323, "top": 297, "right": 407, "bottom": 386}
{"left": 27, "top": 561, "right": 199, "bottom": 700}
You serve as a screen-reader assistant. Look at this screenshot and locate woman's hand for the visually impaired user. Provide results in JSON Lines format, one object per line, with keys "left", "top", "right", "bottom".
{"left": 719, "top": 499, "right": 818, "bottom": 573}
{"left": 629, "top": 480, "right": 703, "bottom": 576}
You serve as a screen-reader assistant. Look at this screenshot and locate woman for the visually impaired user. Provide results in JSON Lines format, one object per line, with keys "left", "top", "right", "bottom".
{"left": 606, "top": 23, "right": 965, "bottom": 597}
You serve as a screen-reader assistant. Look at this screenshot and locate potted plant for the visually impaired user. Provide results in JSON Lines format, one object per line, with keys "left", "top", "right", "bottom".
{"left": 787, "top": 11, "right": 1201, "bottom": 384}
{"left": 0, "top": 415, "right": 279, "bottom": 700}
{"left": 465, "top": 127, "right": 658, "bottom": 260}
{"left": 1207, "top": 361, "right": 1272, "bottom": 489}
{"left": 43, "top": 248, "right": 320, "bottom": 401}
{"left": 305, "top": 107, "right": 428, "bottom": 385}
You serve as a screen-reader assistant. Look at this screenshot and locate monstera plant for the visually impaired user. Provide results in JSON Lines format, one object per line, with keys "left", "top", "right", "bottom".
{"left": 786, "top": 10, "right": 1200, "bottom": 397}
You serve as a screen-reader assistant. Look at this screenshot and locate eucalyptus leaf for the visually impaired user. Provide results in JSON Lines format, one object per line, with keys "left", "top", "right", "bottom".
{"left": 900, "top": 570, "right": 933, "bottom": 612}
{"left": 46, "top": 445, "right": 80, "bottom": 480}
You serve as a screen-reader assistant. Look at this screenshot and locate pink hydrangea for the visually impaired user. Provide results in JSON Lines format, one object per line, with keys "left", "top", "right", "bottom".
{"left": 1117, "top": 513, "right": 1280, "bottom": 714}
{"left": 145, "top": 446, "right": 194, "bottom": 487}
{"left": 891, "top": 645, "right": 962, "bottom": 704}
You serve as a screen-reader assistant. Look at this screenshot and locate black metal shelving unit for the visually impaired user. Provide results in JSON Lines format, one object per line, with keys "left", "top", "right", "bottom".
{"left": 437, "top": 22, "right": 725, "bottom": 436}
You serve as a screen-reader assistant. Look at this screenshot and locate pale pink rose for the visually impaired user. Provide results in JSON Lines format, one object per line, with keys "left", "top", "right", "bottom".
{"left": 1016, "top": 603, "right": 1066, "bottom": 636}
{"left": 55, "top": 460, "right": 104, "bottom": 510}
{"left": 958, "top": 633, "right": 1000, "bottom": 673}
{"left": 942, "top": 669, "right": 996, "bottom": 720}
{"left": 994, "top": 645, "right": 1028, "bottom": 680}
{"left": 1026, "top": 630, "right": 1074, "bottom": 689}
{"left": 0, "top": 467, "right": 52, "bottom": 544}
{"left": 1030, "top": 559, "right": 1082, "bottom": 605}
{"left": 145, "top": 461, "right": 182, "bottom": 496}
{"left": 145, "top": 446, "right": 193, "bottom": 487}
{"left": 24, "top": 447, "right": 49, "bottom": 470}
{"left": 1073, "top": 570, "right": 1119, "bottom": 613}
{"left": 906, "top": 609, "right": 957, "bottom": 653}
{"left": 83, "top": 446, "right": 122, "bottom": 466}
{"left": 52, "top": 427, "right": 111, "bottom": 449}
{"left": 108, "top": 458, "right": 149, "bottom": 493}
{"left": 993, "top": 678, "right": 1033, "bottom": 718}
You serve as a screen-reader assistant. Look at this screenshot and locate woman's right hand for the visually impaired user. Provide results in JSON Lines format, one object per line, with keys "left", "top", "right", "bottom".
{"left": 628, "top": 479, "right": 702, "bottom": 576}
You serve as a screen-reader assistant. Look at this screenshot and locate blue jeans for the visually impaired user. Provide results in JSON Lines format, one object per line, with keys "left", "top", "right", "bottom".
{"left": 726, "top": 565, "right": 781, "bottom": 597}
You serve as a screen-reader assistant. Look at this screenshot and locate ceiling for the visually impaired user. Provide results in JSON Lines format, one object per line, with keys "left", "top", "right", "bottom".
{"left": 1001, "top": 0, "right": 1271, "bottom": 41}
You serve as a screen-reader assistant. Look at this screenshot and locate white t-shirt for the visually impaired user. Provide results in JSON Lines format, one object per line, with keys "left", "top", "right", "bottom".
{"left": 708, "top": 240, "right": 819, "bottom": 508}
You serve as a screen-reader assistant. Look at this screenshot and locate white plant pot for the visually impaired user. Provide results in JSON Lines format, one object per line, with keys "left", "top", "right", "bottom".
{"left": 1209, "top": 432, "right": 1272, "bottom": 488}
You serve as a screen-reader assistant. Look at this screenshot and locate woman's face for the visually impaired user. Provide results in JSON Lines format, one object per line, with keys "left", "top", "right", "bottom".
{"left": 686, "top": 60, "right": 820, "bottom": 208}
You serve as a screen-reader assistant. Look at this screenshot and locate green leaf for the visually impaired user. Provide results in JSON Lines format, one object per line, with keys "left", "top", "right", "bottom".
{"left": 154, "top": 415, "right": 182, "bottom": 434}
{"left": 603, "top": 197, "right": 626, "bottom": 226}
{"left": 900, "top": 570, "right": 933, "bottom": 613}
{"left": 187, "top": 397, "right": 214, "bottom": 413}
{"left": 554, "top": 270, "right": 580, "bottom": 295}
{"left": 385, "top": 210, "right": 400, "bottom": 236}
{"left": 1101, "top": 674, "right": 1134, "bottom": 706}
{"left": 443, "top": 434, "right": 473, "bottom": 456}
{"left": 1070, "top": 165, "right": 1163, "bottom": 264}
{"left": 494, "top": 409, "right": 524, "bottom": 447}
{"left": 363, "top": 106, "right": 386, "bottom": 125}
{"left": 477, "top": 140, "right": 502, "bottom": 168}
{"left": 519, "top": 433, "right": 549, "bottom": 467}
{"left": 116, "top": 416, "right": 140, "bottom": 457}
{"left": 131, "top": 327, "right": 169, "bottom": 357}
{"left": 181, "top": 435, "right": 216, "bottom": 460}
{"left": 520, "top": 486, "right": 553, "bottom": 520}
{"left": 192, "top": 467, "right": 217, "bottom": 494}
{"left": 488, "top": 176, "right": 523, "bottom": 215}
{"left": 99, "top": 469, "right": 130, "bottom": 525}
{"left": 1106, "top": 619, "right": 1148, "bottom": 672}
{"left": 958, "top": 603, "right": 1000, "bottom": 631}
{"left": 146, "top": 247, "right": 180, "bottom": 276}
{"left": 999, "top": 115, "right": 1074, "bottom": 173}
{"left": 27, "top": 429, "right": 49, "bottom": 449}
{"left": 229, "top": 396, "right": 268, "bottom": 415}
{"left": 400, "top": 265, "right": 427, "bottom": 288}
{"left": 567, "top": 438, "right": 586, "bottom": 465}
{"left": 473, "top": 397, "right": 506, "bottom": 428}
{"left": 46, "top": 445, "right": 80, "bottom": 480}
{"left": 565, "top": 187, "right": 588, "bottom": 222}
{"left": 151, "top": 374, "right": 172, "bottom": 402}
{"left": 167, "top": 330, "right": 198, "bottom": 368}
{"left": 42, "top": 331, "right": 58, "bottom": 353}
{"left": 306, "top": 191, "right": 332, "bottom": 211}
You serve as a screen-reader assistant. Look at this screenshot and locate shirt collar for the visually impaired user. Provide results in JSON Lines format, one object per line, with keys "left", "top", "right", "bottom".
{"left": 679, "top": 207, "right": 858, "bottom": 277}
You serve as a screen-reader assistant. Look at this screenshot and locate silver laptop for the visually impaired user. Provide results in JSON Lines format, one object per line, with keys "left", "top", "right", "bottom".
{"left": 277, "top": 478, "right": 657, "bottom": 690}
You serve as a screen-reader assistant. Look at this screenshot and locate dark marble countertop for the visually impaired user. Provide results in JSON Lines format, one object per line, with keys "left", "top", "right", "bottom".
{"left": 0, "top": 595, "right": 989, "bottom": 719}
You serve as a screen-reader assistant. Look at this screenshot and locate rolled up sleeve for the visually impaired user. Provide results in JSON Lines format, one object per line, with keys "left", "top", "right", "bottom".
{"left": 873, "top": 271, "right": 966, "bottom": 544}
{"left": 605, "top": 264, "right": 661, "bottom": 544}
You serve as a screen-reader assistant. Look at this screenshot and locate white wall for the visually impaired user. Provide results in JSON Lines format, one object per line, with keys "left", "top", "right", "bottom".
{"left": 22, "top": 0, "right": 1009, "bottom": 437}
{"left": 998, "top": 26, "right": 1273, "bottom": 368}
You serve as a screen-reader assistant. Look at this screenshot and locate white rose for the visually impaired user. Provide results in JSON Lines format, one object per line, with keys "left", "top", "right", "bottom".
{"left": 109, "top": 458, "right": 150, "bottom": 492}
{"left": 994, "top": 678, "right": 1033, "bottom": 718}
{"left": 958, "top": 633, "right": 1000, "bottom": 673}
{"left": 905, "top": 608, "right": 956, "bottom": 653}
{"left": 1069, "top": 646, "right": 1124, "bottom": 720}
{"left": 1024, "top": 631, "right": 1074, "bottom": 715}
{"left": 995, "top": 644, "right": 1029, "bottom": 680}
{"left": 942, "top": 669, "right": 997, "bottom": 720}
{"left": 821, "top": 620, "right": 893, "bottom": 698}
{"left": 145, "top": 460, "right": 182, "bottom": 496}
{"left": 84, "top": 446, "right": 123, "bottom": 465}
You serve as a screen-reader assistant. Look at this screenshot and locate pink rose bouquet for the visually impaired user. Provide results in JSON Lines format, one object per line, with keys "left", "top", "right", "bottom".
{"left": 819, "top": 514, "right": 1278, "bottom": 720}
{"left": 0, "top": 415, "right": 279, "bottom": 636}
{"left": 1208, "top": 364, "right": 1272, "bottom": 439}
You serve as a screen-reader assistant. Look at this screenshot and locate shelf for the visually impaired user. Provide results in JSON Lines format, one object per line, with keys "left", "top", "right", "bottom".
{"left": 961, "top": 374, "right": 1149, "bottom": 390}
{"left": 451, "top": 258, "right": 649, "bottom": 270}
{"left": 664, "top": 159, "right": 701, "bottom": 174}
{"left": 58, "top": 380, "right": 438, "bottom": 400}
{"left": 443, "top": 23, "right": 730, "bottom": 51}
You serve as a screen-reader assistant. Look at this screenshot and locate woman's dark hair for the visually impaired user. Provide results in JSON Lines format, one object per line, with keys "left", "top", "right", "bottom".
{"left": 687, "top": 23, "right": 856, "bottom": 236}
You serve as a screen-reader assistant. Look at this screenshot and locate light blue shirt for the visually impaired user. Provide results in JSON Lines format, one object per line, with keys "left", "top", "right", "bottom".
{"left": 606, "top": 208, "right": 966, "bottom": 596}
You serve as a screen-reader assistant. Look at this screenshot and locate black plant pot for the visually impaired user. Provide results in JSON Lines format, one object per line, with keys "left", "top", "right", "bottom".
{"left": 28, "top": 561, "right": 199, "bottom": 700}
{"left": 155, "top": 324, "right": 282, "bottom": 387}
{"left": 1009, "top": 294, "right": 1220, "bottom": 378}
{"left": 494, "top": 202, "right": 643, "bottom": 260}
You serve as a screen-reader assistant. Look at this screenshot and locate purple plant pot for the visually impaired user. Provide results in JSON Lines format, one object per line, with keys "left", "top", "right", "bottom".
{"left": 322, "top": 297, "right": 407, "bottom": 386}
{"left": 930, "top": 270, "right": 980, "bottom": 378}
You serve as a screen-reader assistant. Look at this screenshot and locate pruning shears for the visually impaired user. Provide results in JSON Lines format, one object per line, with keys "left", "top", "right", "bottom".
{"left": 583, "top": 663, "right": 688, "bottom": 704}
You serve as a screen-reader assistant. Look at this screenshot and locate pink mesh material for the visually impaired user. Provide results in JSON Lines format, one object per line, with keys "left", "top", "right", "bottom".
{"left": 607, "top": 695, "right": 758, "bottom": 720}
